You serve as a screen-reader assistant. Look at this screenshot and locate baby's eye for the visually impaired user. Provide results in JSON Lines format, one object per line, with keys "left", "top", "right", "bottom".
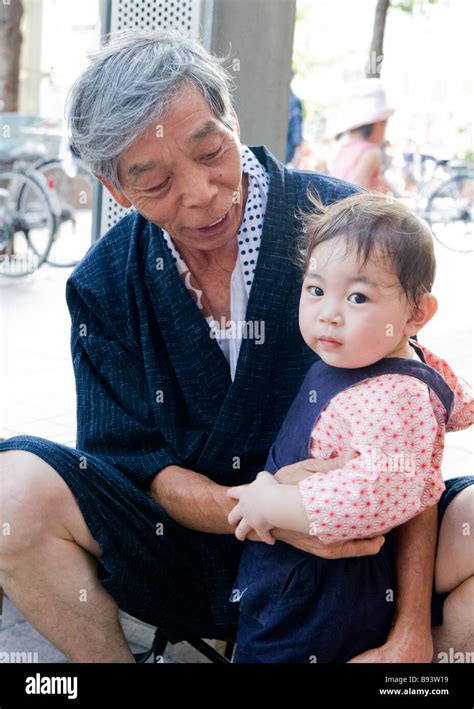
{"left": 308, "top": 286, "right": 324, "bottom": 297}
{"left": 348, "top": 292, "right": 368, "bottom": 304}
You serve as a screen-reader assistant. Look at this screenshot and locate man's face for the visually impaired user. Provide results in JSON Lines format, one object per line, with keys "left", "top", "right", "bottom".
{"left": 100, "top": 83, "right": 247, "bottom": 253}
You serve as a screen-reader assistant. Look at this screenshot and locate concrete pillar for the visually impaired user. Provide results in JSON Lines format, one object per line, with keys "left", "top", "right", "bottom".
{"left": 18, "top": 0, "right": 43, "bottom": 115}
{"left": 209, "top": 0, "right": 296, "bottom": 161}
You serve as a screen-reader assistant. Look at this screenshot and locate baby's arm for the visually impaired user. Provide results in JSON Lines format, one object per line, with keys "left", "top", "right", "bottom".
{"left": 299, "top": 375, "right": 444, "bottom": 543}
{"left": 417, "top": 344, "right": 474, "bottom": 432}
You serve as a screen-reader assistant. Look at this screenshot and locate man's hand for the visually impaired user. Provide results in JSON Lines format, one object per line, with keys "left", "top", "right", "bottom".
{"left": 347, "top": 625, "right": 434, "bottom": 663}
{"left": 274, "top": 451, "right": 358, "bottom": 485}
{"left": 272, "top": 527, "right": 385, "bottom": 559}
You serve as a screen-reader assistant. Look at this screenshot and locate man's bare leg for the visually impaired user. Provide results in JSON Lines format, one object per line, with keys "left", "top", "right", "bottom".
{"left": 0, "top": 450, "right": 135, "bottom": 662}
{"left": 433, "top": 485, "right": 474, "bottom": 662}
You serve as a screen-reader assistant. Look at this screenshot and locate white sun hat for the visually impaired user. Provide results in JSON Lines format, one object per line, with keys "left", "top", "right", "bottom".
{"left": 327, "top": 79, "right": 395, "bottom": 138}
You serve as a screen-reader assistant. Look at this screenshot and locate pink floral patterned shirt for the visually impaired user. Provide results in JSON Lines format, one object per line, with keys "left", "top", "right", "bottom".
{"left": 298, "top": 340, "right": 473, "bottom": 543}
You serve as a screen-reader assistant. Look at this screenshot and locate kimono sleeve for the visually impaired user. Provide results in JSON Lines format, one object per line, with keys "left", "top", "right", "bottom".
{"left": 447, "top": 376, "right": 474, "bottom": 432}
{"left": 299, "top": 375, "right": 444, "bottom": 543}
{"left": 418, "top": 344, "right": 474, "bottom": 432}
{"left": 66, "top": 280, "right": 179, "bottom": 490}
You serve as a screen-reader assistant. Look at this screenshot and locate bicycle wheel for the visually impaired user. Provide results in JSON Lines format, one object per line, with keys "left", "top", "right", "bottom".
{"left": 425, "top": 172, "right": 474, "bottom": 253}
{"left": 0, "top": 170, "right": 55, "bottom": 277}
{"left": 19, "top": 158, "right": 94, "bottom": 267}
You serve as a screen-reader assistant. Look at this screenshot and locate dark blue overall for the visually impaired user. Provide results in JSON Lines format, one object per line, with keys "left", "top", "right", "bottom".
{"left": 232, "top": 347, "right": 455, "bottom": 663}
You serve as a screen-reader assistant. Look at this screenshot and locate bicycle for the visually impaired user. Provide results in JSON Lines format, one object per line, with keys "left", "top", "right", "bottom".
{"left": 424, "top": 164, "right": 474, "bottom": 254}
{"left": 0, "top": 148, "right": 60, "bottom": 278}
{"left": 0, "top": 113, "right": 95, "bottom": 275}
{"left": 17, "top": 143, "right": 95, "bottom": 268}
{"left": 385, "top": 155, "right": 474, "bottom": 253}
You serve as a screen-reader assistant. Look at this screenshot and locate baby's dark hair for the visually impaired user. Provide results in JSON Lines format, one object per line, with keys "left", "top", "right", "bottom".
{"left": 295, "top": 191, "right": 436, "bottom": 309}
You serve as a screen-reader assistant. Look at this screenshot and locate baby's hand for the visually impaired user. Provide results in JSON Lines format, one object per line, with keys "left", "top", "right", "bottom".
{"left": 227, "top": 472, "right": 278, "bottom": 544}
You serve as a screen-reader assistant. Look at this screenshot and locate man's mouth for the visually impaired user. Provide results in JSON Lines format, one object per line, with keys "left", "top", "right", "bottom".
{"left": 201, "top": 212, "right": 228, "bottom": 229}
{"left": 187, "top": 207, "right": 233, "bottom": 237}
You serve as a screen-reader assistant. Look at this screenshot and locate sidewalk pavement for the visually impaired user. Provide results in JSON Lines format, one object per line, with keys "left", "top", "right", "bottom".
{"left": 0, "top": 595, "right": 210, "bottom": 663}
{"left": 0, "top": 222, "right": 472, "bottom": 662}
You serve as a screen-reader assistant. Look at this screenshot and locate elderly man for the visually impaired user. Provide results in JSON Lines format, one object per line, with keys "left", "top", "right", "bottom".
{"left": 0, "top": 30, "right": 472, "bottom": 663}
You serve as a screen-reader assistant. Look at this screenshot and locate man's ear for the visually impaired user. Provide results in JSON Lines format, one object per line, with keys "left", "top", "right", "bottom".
{"left": 97, "top": 176, "right": 133, "bottom": 209}
{"left": 406, "top": 293, "right": 438, "bottom": 336}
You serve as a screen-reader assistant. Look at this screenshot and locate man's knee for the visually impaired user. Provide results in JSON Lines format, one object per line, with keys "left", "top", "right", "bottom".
{"left": 433, "top": 576, "right": 474, "bottom": 660}
{"left": 0, "top": 450, "right": 83, "bottom": 559}
{"left": 435, "top": 486, "right": 474, "bottom": 594}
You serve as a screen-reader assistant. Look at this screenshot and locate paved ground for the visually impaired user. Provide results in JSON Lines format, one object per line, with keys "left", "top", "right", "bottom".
{"left": 0, "top": 212, "right": 471, "bottom": 662}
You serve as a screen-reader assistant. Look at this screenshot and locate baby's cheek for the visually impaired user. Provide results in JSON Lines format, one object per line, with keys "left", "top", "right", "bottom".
{"left": 361, "top": 314, "right": 390, "bottom": 347}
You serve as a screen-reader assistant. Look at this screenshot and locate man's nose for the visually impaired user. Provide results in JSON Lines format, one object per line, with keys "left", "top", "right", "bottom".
{"left": 179, "top": 165, "right": 219, "bottom": 209}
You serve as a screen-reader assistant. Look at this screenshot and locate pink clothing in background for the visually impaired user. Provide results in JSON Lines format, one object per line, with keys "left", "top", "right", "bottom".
{"left": 299, "top": 340, "right": 473, "bottom": 542}
{"left": 330, "top": 139, "right": 385, "bottom": 192}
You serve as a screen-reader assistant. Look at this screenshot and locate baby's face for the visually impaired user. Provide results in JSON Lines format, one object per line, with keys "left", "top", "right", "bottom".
{"left": 299, "top": 237, "right": 416, "bottom": 368}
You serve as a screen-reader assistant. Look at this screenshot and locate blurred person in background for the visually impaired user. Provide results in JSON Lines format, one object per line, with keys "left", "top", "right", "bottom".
{"left": 328, "top": 79, "right": 394, "bottom": 193}
{"left": 286, "top": 70, "right": 304, "bottom": 165}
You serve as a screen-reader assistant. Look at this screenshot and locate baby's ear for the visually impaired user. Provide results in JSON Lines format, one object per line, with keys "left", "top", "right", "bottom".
{"left": 406, "top": 293, "right": 438, "bottom": 335}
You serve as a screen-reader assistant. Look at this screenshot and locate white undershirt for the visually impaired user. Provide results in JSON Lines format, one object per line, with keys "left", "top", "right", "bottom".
{"left": 207, "top": 252, "right": 248, "bottom": 378}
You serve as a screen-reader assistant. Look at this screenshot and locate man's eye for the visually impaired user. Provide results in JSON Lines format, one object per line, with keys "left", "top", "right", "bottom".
{"left": 348, "top": 292, "right": 368, "bottom": 304}
{"left": 202, "top": 145, "right": 223, "bottom": 161}
{"left": 308, "top": 286, "right": 323, "bottom": 297}
{"left": 146, "top": 177, "right": 170, "bottom": 193}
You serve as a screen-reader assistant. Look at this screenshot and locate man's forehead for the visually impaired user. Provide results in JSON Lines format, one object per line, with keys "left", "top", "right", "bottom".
{"left": 124, "top": 118, "right": 223, "bottom": 181}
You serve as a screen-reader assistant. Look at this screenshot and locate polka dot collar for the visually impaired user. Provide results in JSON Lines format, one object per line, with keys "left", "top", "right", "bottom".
{"left": 237, "top": 145, "right": 270, "bottom": 295}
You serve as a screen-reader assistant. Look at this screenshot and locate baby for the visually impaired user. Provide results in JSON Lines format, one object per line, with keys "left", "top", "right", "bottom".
{"left": 227, "top": 191, "right": 473, "bottom": 663}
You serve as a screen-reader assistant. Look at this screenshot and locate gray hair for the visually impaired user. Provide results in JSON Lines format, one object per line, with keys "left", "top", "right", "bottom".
{"left": 66, "top": 29, "right": 236, "bottom": 189}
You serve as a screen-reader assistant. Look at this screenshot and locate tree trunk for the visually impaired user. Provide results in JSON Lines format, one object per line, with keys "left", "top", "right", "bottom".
{"left": 0, "top": 0, "right": 24, "bottom": 112}
{"left": 366, "top": 0, "right": 390, "bottom": 78}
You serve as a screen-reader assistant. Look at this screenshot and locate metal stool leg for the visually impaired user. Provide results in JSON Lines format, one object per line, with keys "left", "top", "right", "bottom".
{"left": 151, "top": 628, "right": 169, "bottom": 662}
{"left": 134, "top": 627, "right": 235, "bottom": 664}
{"left": 186, "top": 637, "right": 232, "bottom": 664}
{"left": 224, "top": 640, "right": 235, "bottom": 661}
{"left": 133, "top": 627, "right": 169, "bottom": 663}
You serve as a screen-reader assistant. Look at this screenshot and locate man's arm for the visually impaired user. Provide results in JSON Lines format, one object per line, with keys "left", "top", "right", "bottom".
{"left": 388, "top": 506, "right": 437, "bottom": 659}
{"left": 149, "top": 464, "right": 234, "bottom": 534}
{"left": 149, "top": 463, "right": 386, "bottom": 559}
{"left": 348, "top": 506, "right": 437, "bottom": 663}
{"left": 150, "top": 454, "right": 358, "bottom": 534}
